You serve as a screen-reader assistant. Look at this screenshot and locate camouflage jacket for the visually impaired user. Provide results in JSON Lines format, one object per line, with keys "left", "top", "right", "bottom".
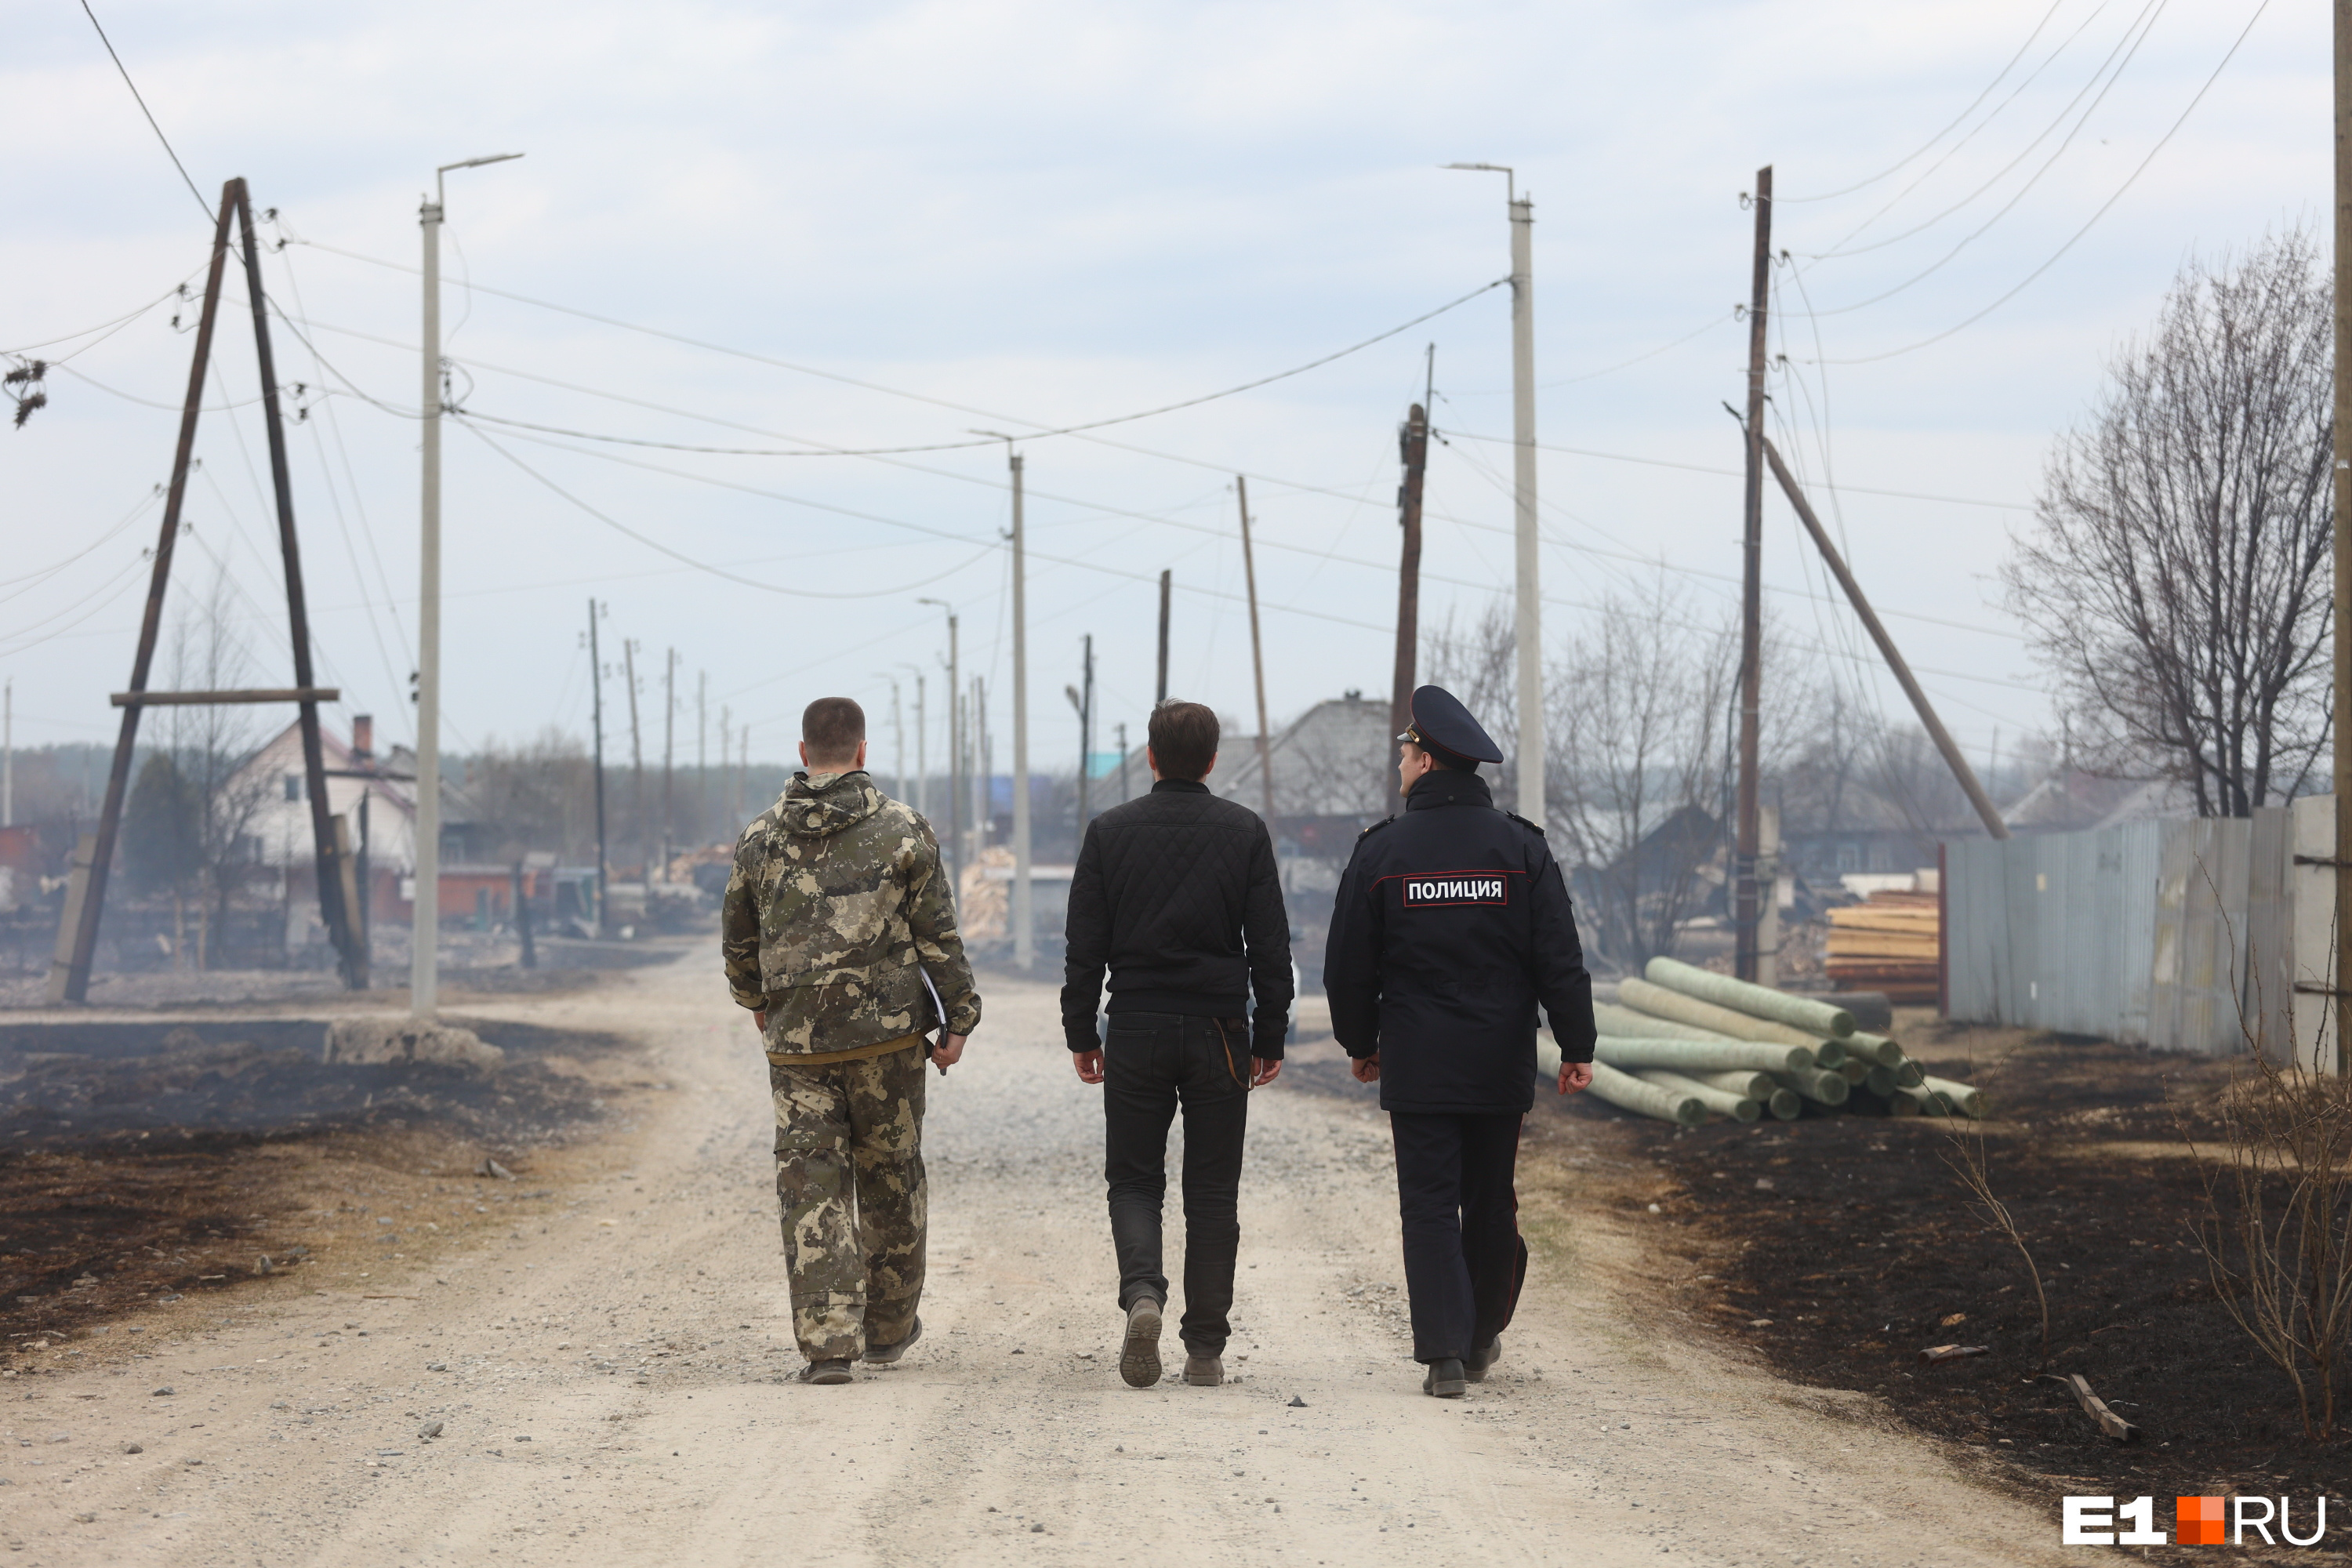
{"left": 720, "top": 770, "right": 982, "bottom": 1057}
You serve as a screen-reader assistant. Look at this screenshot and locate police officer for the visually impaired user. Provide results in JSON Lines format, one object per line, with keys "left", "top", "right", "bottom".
{"left": 1322, "top": 684, "right": 1596, "bottom": 1398}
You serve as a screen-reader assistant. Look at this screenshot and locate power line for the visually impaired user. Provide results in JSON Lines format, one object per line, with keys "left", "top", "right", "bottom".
{"left": 1439, "top": 427, "right": 2031, "bottom": 510}
{"left": 1791, "top": 0, "right": 2127, "bottom": 255}
{"left": 1777, "top": 0, "right": 2074, "bottom": 203}
{"left": 75, "top": 0, "right": 209, "bottom": 219}
{"left": 1792, "top": 0, "right": 2170, "bottom": 312}
{"left": 284, "top": 229, "right": 1504, "bottom": 450}
{"left": 459, "top": 419, "right": 999, "bottom": 599}
{"left": 1798, "top": 0, "right": 2276, "bottom": 366}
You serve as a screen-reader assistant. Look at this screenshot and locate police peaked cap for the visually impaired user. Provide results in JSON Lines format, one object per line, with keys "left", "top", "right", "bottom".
{"left": 1399, "top": 684, "right": 1503, "bottom": 769}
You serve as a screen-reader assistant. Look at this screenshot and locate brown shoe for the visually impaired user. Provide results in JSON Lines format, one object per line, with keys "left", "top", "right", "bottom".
{"left": 1183, "top": 1353, "right": 1223, "bottom": 1387}
{"left": 797, "top": 1359, "right": 854, "bottom": 1385}
{"left": 1119, "top": 1298, "right": 1163, "bottom": 1388}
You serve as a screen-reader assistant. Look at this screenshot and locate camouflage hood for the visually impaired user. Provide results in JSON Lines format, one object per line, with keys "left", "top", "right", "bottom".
{"left": 779, "top": 770, "right": 884, "bottom": 840}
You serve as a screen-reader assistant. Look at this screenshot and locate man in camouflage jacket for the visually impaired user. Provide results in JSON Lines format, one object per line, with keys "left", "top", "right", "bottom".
{"left": 720, "top": 696, "right": 982, "bottom": 1385}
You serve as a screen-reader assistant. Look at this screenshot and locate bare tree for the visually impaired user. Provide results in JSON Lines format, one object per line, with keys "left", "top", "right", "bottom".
{"left": 1422, "top": 600, "right": 1520, "bottom": 808}
{"left": 163, "top": 568, "right": 274, "bottom": 966}
{"left": 1542, "top": 581, "right": 1738, "bottom": 967}
{"left": 2003, "top": 229, "right": 2333, "bottom": 816}
{"left": 470, "top": 729, "right": 598, "bottom": 862}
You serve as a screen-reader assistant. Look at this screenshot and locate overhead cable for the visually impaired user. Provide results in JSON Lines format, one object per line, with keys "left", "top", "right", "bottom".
{"left": 285, "top": 230, "right": 1504, "bottom": 448}
{"left": 1777, "top": 0, "right": 2073, "bottom": 203}
{"left": 75, "top": 0, "right": 210, "bottom": 220}
{"left": 1793, "top": 0, "right": 2171, "bottom": 313}
{"left": 1798, "top": 0, "right": 2276, "bottom": 366}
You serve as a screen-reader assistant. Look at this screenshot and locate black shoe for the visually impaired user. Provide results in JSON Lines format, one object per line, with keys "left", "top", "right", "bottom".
{"left": 1422, "top": 1358, "right": 1467, "bottom": 1398}
{"left": 1120, "top": 1298, "right": 1163, "bottom": 1389}
{"left": 1465, "top": 1336, "right": 1501, "bottom": 1383}
{"left": 864, "top": 1317, "right": 922, "bottom": 1365}
{"left": 797, "top": 1359, "right": 855, "bottom": 1385}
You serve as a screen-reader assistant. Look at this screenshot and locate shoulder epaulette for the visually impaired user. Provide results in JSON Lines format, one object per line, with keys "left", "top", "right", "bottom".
{"left": 1359, "top": 815, "right": 1397, "bottom": 839}
{"left": 1504, "top": 811, "right": 1548, "bottom": 838}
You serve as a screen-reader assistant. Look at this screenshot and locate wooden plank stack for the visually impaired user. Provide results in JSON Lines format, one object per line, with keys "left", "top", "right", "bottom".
{"left": 1824, "top": 889, "right": 1940, "bottom": 1004}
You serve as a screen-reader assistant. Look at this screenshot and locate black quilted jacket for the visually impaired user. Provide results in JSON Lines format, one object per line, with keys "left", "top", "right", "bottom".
{"left": 1059, "top": 779, "right": 1295, "bottom": 1057}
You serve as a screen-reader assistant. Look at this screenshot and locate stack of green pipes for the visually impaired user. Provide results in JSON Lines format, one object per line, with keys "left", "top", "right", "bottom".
{"left": 1535, "top": 956, "right": 1982, "bottom": 1127}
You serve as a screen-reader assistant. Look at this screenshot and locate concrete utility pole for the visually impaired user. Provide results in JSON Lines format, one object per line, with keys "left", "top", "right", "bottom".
{"left": 416, "top": 151, "right": 521, "bottom": 1019}
{"left": 3, "top": 679, "right": 12, "bottom": 828}
{"left": 718, "top": 703, "right": 731, "bottom": 818}
{"left": 920, "top": 599, "right": 960, "bottom": 887}
{"left": 878, "top": 674, "right": 906, "bottom": 800}
{"left": 1156, "top": 569, "right": 1171, "bottom": 705}
{"left": 899, "top": 666, "right": 927, "bottom": 816}
{"left": 589, "top": 601, "right": 610, "bottom": 938}
{"left": 1115, "top": 720, "right": 1130, "bottom": 805}
{"left": 970, "top": 675, "right": 988, "bottom": 856}
{"left": 1007, "top": 447, "right": 1034, "bottom": 971}
{"left": 1446, "top": 164, "right": 1544, "bottom": 824}
{"left": 1735, "top": 165, "right": 1773, "bottom": 985}
{"left": 695, "top": 670, "right": 706, "bottom": 844}
{"left": 2335, "top": 0, "right": 2352, "bottom": 1074}
{"left": 1237, "top": 477, "right": 1276, "bottom": 840}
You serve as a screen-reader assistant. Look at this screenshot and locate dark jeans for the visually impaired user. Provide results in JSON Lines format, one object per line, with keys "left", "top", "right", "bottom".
{"left": 1102, "top": 1011, "right": 1251, "bottom": 1355}
{"left": 1390, "top": 1111, "right": 1528, "bottom": 1363}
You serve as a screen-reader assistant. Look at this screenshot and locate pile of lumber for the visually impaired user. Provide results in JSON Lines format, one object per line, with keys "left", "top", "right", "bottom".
{"left": 1824, "top": 889, "right": 1939, "bottom": 1004}
{"left": 1541, "top": 956, "right": 1982, "bottom": 1127}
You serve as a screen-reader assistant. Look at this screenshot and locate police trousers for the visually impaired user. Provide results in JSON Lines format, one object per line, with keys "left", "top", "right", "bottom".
{"left": 1101, "top": 1012, "right": 1251, "bottom": 1355}
{"left": 1388, "top": 1111, "right": 1528, "bottom": 1363}
{"left": 768, "top": 1043, "right": 927, "bottom": 1363}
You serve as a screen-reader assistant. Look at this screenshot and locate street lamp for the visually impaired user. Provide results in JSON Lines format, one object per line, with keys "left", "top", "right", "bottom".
{"left": 415, "top": 151, "right": 521, "bottom": 1022}
{"left": 1443, "top": 160, "right": 1544, "bottom": 828}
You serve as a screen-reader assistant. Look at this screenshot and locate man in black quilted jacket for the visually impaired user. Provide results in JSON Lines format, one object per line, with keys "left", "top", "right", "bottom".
{"left": 1062, "top": 699, "right": 1293, "bottom": 1391}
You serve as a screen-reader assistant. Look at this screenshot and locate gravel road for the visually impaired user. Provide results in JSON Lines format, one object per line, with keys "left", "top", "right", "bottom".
{"left": 2, "top": 952, "right": 2065, "bottom": 1566}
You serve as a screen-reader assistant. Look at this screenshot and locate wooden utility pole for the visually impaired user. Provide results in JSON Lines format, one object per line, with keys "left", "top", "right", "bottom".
{"left": 1156, "top": 570, "right": 1171, "bottom": 706}
{"left": 1759, "top": 432, "right": 2009, "bottom": 840}
{"left": 2335, "top": 0, "right": 2351, "bottom": 1073}
{"left": 1391, "top": 395, "right": 1432, "bottom": 740}
{"left": 623, "top": 637, "right": 643, "bottom": 873}
{"left": 49, "top": 178, "right": 360, "bottom": 1001}
{"left": 1067, "top": 634, "right": 1095, "bottom": 827}
{"left": 1236, "top": 476, "right": 1277, "bottom": 839}
{"left": 660, "top": 647, "right": 677, "bottom": 879}
{"left": 588, "top": 601, "right": 609, "bottom": 937}
{"left": 1735, "top": 165, "right": 1773, "bottom": 983}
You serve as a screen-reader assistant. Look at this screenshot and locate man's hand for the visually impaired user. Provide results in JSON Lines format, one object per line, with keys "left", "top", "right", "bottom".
{"left": 753, "top": 1009, "right": 767, "bottom": 1034}
{"left": 1072, "top": 1048, "right": 1104, "bottom": 1084}
{"left": 1558, "top": 1060, "right": 1593, "bottom": 1096}
{"left": 1350, "top": 1053, "right": 1381, "bottom": 1084}
{"left": 1250, "top": 1056, "right": 1281, "bottom": 1088}
{"left": 931, "top": 1033, "right": 968, "bottom": 1072}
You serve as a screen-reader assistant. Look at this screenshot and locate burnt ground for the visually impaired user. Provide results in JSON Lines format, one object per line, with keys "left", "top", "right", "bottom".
{"left": 0, "top": 1014, "right": 652, "bottom": 1366}
{"left": 1286, "top": 1018, "right": 2350, "bottom": 1559}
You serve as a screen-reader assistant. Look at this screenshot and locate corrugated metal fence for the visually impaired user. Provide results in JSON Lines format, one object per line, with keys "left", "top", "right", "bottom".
{"left": 1944, "top": 809, "right": 2299, "bottom": 1057}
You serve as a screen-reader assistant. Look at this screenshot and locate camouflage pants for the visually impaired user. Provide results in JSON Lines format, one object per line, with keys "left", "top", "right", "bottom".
{"left": 768, "top": 1044, "right": 927, "bottom": 1362}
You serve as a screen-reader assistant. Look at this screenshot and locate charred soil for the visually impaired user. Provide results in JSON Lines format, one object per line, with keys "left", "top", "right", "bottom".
{"left": 1543, "top": 1012, "right": 2350, "bottom": 1523}
{"left": 0, "top": 1014, "right": 647, "bottom": 1363}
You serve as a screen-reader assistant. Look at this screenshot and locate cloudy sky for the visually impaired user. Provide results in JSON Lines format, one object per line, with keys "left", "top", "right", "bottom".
{"left": 0, "top": 0, "right": 2321, "bottom": 789}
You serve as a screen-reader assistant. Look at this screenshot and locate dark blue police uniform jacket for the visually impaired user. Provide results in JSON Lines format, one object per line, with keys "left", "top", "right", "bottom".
{"left": 1321, "top": 768, "right": 1597, "bottom": 1115}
